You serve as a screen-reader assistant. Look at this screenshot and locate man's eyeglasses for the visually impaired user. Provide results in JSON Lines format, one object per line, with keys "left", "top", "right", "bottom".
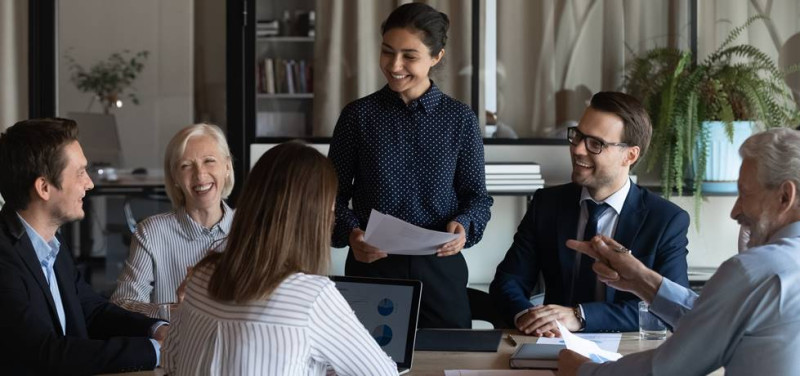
{"left": 567, "top": 127, "right": 629, "bottom": 155}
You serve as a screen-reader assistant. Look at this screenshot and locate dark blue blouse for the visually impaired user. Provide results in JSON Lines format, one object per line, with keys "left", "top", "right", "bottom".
{"left": 329, "top": 82, "right": 493, "bottom": 248}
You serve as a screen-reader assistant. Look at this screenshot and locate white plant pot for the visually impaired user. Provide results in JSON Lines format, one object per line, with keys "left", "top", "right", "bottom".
{"left": 699, "top": 121, "right": 758, "bottom": 193}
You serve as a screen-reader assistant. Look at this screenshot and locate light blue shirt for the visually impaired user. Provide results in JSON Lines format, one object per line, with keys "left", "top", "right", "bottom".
{"left": 580, "top": 221, "right": 800, "bottom": 376}
{"left": 16, "top": 213, "right": 162, "bottom": 366}
{"left": 17, "top": 213, "right": 66, "bottom": 335}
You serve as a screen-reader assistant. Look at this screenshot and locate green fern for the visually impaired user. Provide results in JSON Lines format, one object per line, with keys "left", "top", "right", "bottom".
{"left": 623, "top": 15, "right": 798, "bottom": 225}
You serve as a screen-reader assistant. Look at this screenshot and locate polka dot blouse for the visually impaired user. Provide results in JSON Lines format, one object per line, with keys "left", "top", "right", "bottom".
{"left": 328, "top": 82, "right": 493, "bottom": 248}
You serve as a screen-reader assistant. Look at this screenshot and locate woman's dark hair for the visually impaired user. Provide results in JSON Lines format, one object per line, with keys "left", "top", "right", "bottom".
{"left": 381, "top": 2, "right": 449, "bottom": 57}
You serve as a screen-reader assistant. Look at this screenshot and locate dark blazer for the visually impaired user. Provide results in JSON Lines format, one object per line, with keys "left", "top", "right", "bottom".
{"left": 490, "top": 183, "right": 690, "bottom": 332}
{"left": 0, "top": 207, "right": 158, "bottom": 375}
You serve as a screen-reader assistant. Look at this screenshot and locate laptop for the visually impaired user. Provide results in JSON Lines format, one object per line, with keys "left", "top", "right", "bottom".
{"left": 330, "top": 276, "right": 422, "bottom": 375}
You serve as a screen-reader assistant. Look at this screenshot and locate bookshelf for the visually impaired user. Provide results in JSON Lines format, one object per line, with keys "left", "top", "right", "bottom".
{"left": 254, "top": 0, "right": 316, "bottom": 138}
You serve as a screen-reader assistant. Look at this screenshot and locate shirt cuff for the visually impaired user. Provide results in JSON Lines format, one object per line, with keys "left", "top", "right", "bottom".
{"left": 513, "top": 307, "right": 531, "bottom": 325}
{"left": 650, "top": 277, "right": 698, "bottom": 328}
{"left": 150, "top": 321, "right": 169, "bottom": 336}
{"left": 148, "top": 338, "right": 161, "bottom": 367}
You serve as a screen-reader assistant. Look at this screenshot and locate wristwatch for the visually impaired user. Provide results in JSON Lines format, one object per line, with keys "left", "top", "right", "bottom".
{"left": 573, "top": 306, "right": 586, "bottom": 330}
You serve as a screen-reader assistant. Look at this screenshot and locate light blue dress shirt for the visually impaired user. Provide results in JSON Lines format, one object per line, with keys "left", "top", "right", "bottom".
{"left": 17, "top": 214, "right": 66, "bottom": 334}
{"left": 579, "top": 221, "right": 800, "bottom": 376}
{"left": 16, "top": 213, "right": 162, "bottom": 365}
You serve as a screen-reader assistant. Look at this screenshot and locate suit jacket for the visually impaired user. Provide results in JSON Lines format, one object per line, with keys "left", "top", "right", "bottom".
{"left": 0, "top": 207, "right": 158, "bottom": 375}
{"left": 489, "top": 183, "right": 690, "bottom": 332}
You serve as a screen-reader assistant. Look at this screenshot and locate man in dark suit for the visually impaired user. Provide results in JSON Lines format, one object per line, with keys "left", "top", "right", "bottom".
{"left": 490, "top": 92, "right": 690, "bottom": 334}
{"left": 0, "top": 118, "right": 165, "bottom": 374}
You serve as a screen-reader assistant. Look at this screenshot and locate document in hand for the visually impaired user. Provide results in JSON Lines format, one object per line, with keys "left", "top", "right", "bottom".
{"left": 364, "top": 209, "right": 460, "bottom": 255}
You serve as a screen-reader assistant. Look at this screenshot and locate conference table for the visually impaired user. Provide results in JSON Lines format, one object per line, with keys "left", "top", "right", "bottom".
{"left": 111, "top": 330, "right": 724, "bottom": 375}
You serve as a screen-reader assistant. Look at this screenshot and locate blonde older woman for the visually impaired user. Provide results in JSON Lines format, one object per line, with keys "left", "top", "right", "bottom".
{"left": 111, "top": 123, "right": 235, "bottom": 318}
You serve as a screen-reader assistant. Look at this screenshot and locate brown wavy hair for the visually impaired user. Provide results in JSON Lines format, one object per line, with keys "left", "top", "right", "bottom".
{"left": 199, "top": 141, "right": 337, "bottom": 302}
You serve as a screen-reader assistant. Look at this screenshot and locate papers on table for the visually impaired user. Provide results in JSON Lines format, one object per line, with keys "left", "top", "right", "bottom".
{"left": 553, "top": 321, "right": 622, "bottom": 363}
{"left": 536, "top": 332, "right": 622, "bottom": 354}
{"left": 364, "top": 210, "right": 460, "bottom": 255}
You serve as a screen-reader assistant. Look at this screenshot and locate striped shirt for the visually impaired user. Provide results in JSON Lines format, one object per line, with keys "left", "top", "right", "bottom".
{"left": 110, "top": 203, "right": 234, "bottom": 318}
{"left": 163, "top": 269, "right": 398, "bottom": 376}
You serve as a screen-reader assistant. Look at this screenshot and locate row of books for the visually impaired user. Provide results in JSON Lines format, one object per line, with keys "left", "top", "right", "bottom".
{"left": 257, "top": 58, "right": 313, "bottom": 95}
{"left": 485, "top": 163, "right": 543, "bottom": 193}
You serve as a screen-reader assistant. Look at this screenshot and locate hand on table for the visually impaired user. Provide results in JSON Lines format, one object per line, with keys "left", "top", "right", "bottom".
{"left": 349, "top": 228, "right": 388, "bottom": 263}
{"left": 152, "top": 324, "right": 169, "bottom": 346}
{"left": 437, "top": 221, "right": 466, "bottom": 257}
{"left": 516, "top": 304, "right": 580, "bottom": 336}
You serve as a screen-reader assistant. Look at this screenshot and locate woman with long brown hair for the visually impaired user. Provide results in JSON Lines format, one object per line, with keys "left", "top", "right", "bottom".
{"left": 163, "top": 142, "right": 396, "bottom": 375}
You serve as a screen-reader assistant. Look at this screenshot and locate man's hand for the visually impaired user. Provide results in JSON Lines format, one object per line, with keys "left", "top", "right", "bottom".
{"left": 516, "top": 304, "right": 579, "bottom": 336}
{"left": 437, "top": 221, "right": 466, "bottom": 257}
{"left": 152, "top": 324, "right": 169, "bottom": 346}
{"left": 566, "top": 235, "right": 663, "bottom": 303}
{"left": 557, "top": 349, "right": 591, "bottom": 376}
{"left": 349, "top": 228, "right": 388, "bottom": 263}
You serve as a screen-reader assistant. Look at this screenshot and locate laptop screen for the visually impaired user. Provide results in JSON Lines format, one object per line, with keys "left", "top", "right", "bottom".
{"left": 330, "top": 276, "right": 422, "bottom": 370}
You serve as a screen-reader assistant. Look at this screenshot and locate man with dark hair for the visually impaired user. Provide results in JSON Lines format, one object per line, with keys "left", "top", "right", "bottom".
{"left": 490, "top": 92, "right": 690, "bottom": 333}
{"left": 0, "top": 118, "right": 165, "bottom": 374}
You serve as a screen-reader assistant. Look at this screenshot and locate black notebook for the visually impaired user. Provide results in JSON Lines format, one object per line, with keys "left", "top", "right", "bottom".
{"left": 509, "top": 343, "right": 566, "bottom": 369}
{"left": 414, "top": 329, "right": 503, "bottom": 352}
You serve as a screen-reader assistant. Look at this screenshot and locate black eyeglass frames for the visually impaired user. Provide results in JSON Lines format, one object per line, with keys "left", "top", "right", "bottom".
{"left": 566, "top": 127, "right": 629, "bottom": 155}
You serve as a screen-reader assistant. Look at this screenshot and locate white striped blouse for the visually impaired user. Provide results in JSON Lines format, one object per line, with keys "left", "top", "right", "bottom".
{"left": 110, "top": 203, "right": 234, "bottom": 318}
{"left": 163, "top": 268, "right": 398, "bottom": 376}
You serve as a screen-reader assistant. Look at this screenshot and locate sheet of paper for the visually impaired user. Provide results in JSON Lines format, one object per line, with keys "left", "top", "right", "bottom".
{"left": 364, "top": 209, "right": 460, "bottom": 255}
{"left": 555, "top": 321, "right": 622, "bottom": 363}
{"left": 536, "top": 332, "right": 621, "bottom": 353}
{"left": 445, "top": 370, "right": 555, "bottom": 376}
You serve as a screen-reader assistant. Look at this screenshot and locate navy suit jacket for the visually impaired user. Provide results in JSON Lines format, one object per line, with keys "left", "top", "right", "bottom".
{"left": 490, "top": 183, "right": 690, "bottom": 332}
{"left": 0, "top": 207, "right": 158, "bottom": 375}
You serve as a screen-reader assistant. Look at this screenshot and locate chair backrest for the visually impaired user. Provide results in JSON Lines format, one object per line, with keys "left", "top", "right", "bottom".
{"left": 467, "top": 287, "right": 508, "bottom": 329}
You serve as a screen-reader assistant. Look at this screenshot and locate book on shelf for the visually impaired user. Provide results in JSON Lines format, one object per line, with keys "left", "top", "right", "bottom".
{"left": 509, "top": 343, "right": 565, "bottom": 369}
{"left": 486, "top": 184, "right": 544, "bottom": 192}
{"left": 486, "top": 173, "right": 542, "bottom": 180}
{"left": 264, "top": 58, "right": 276, "bottom": 94}
{"left": 285, "top": 60, "right": 296, "bottom": 94}
{"left": 485, "top": 163, "right": 541, "bottom": 174}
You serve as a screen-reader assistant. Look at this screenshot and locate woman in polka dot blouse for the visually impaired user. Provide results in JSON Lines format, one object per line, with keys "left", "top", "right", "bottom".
{"left": 328, "top": 3, "right": 493, "bottom": 329}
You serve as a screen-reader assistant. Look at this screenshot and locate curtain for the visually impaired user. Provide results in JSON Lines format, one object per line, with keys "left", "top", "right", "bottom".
{"left": 0, "top": 0, "right": 27, "bottom": 130}
{"left": 313, "top": 0, "right": 478, "bottom": 136}
{"left": 496, "top": 0, "right": 689, "bottom": 138}
{"left": 699, "top": 0, "right": 800, "bottom": 107}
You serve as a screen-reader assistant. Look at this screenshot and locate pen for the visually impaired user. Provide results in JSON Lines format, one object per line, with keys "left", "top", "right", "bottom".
{"left": 506, "top": 334, "right": 518, "bottom": 347}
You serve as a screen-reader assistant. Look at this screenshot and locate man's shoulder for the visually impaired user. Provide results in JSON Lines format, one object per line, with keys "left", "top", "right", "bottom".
{"left": 532, "top": 183, "right": 581, "bottom": 202}
{"left": 633, "top": 184, "right": 686, "bottom": 217}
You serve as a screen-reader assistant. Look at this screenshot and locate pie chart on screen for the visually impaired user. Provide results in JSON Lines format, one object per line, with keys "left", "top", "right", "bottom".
{"left": 377, "top": 298, "right": 394, "bottom": 316}
{"left": 372, "top": 324, "right": 393, "bottom": 346}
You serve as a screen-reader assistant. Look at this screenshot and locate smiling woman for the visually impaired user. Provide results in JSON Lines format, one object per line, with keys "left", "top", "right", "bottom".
{"left": 110, "top": 123, "right": 235, "bottom": 318}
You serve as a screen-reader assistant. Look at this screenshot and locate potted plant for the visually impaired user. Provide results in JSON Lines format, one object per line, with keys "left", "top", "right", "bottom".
{"left": 624, "top": 15, "right": 799, "bottom": 215}
{"left": 64, "top": 49, "right": 149, "bottom": 114}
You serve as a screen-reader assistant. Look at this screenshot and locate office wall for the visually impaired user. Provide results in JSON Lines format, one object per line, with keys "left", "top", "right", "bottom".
{"left": 57, "top": 0, "right": 194, "bottom": 169}
{"left": 252, "top": 143, "right": 740, "bottom": 284}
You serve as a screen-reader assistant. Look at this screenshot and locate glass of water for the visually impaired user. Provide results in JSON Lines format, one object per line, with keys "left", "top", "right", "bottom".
{"left": 638, "top": 301, "right": 667, "bottom": 340}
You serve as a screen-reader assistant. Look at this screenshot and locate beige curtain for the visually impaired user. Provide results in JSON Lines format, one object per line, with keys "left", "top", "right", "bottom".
{"left": 496, "top": 0, "right": 689, "bottom": 138}
{"left": 313, "top": 0, "right": 477, "bottom": 136}
{"left": 699, "top": 0, "right": 800, "bottom": 107}
{"left": 0, "top": 0, "right": 28, "bottom": 130}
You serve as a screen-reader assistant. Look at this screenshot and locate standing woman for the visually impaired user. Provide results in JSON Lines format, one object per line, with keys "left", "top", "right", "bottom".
{"left": 328, "top": 3, "right": 492, "bottom": 329}
{"left": 111, "top": 123, "right": 234, "bottom": 317}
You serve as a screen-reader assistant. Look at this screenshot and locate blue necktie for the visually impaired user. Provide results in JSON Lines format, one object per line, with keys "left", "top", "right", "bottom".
{"left": 571, "top": 201, "right": 610, "bottom": 305}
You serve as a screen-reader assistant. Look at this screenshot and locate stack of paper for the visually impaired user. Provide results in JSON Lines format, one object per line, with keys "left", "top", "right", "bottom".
{"left": 485, "top": 163, "right": 544, "bottom": 193}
